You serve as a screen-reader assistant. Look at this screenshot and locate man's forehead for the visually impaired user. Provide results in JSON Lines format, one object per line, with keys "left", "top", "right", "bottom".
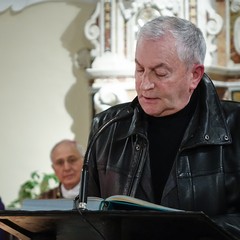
{"left": 51, "top": 143, "right": 79, "bottom": 159}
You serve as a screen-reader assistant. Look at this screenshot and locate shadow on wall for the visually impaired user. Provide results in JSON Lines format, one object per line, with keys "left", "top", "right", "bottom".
{"left": 60, "top": 2, "right": 96, "bottom": 145}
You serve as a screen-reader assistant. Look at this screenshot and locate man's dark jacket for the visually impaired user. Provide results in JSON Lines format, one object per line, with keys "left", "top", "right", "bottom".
{"left": 87, "top": 73, "right": 240, "bottom": 238}
{"left": 38, "top": 185, "right": 62, "bottom": 199}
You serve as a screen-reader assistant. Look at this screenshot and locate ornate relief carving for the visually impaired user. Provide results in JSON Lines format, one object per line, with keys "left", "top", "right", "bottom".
{"left": 231, "top": 0, "right": 240, "bottom": 12}
{"left": 84, "top": 2, "right": 101, "bottom": 58}
{"left": 206, "top": 11, "right": 223, "bottom": 36}
{"left": 93, "top": 82, "right": 129, "bottom": 114}
{"left": 119, "top": 0, "right": 181, "bottom": 23}
{"left": 234, "top": 17, "right": 240, "bottom": 55}
{"left": 196, "top": 0, "right": 224, "bottom": 66}
{"left": 86, "top": 0, "right": 184, "bottom": 79}
{"left": 204, "top": 0, "right": 223, "bottom": 64}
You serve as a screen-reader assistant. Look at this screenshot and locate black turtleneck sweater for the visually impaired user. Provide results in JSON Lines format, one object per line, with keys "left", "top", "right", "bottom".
{"left": 147, "top": 91, "right": 198, "bottom": 204}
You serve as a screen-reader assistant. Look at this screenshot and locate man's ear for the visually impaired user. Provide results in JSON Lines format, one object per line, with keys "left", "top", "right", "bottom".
{"left": 190, "top": 64, "right": 204, "bottom": 90}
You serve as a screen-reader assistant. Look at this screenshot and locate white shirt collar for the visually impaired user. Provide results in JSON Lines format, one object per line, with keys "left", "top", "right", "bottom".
{"left": 61, "top": 182, "right": 80, "bottom": 199}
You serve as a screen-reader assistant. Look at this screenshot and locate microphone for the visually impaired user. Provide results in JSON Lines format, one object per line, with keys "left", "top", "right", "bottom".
{"left": 75, "top": 106, "right": 134, "bottom": 210}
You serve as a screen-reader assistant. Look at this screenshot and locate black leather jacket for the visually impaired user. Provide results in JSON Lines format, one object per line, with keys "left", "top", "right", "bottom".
{"left": 88, "top": 74, "right": 240, "bottom": 238}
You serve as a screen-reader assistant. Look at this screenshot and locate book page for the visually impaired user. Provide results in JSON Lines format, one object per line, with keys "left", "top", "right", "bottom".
{"left": 105, "top": 195, "right": 183, "bottom": 212}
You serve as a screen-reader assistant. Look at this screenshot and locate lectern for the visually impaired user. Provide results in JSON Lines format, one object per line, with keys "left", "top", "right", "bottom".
{"left": 0, "top": 210, "right": 237, "bottom": 240}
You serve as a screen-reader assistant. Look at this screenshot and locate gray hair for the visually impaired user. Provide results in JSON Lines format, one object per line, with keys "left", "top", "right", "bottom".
{"left": 137, "top": 16, "right": 206, "bottom": 67}
{"left": 50, "top": 139, "right": 85, "bottom": 160}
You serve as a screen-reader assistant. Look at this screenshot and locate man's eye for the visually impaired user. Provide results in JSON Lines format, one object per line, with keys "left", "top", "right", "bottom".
{"left": 55, "top": 160, "right": 64, "bottom": 166}
{"left": 136, "top": 68, "right": 144, "bottom": 73}
{"left": 155, "top": 72, "right": 167, "bottom": 77}
{"left": 68, "top": 158, "right": 78, "bottom": 164}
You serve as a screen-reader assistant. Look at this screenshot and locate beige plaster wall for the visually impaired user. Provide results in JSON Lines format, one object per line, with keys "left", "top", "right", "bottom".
{"left": 0, "top": 2, "right": 95, "bottom": 206}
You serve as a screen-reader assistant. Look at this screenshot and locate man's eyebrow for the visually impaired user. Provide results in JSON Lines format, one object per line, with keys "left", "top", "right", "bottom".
{"left": 135, "top": 59, "right": 169, "bottom": 70}
{"left": 135, "top": 59, "right": 141, "bottom": 66}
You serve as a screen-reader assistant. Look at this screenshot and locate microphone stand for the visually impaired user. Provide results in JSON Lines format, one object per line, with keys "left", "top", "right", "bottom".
{"left": 76, "top": 107, "right": 133, "bottom": 210}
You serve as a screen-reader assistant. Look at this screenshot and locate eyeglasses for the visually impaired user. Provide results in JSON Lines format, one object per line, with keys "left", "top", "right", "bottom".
{"left": 53, "top": 157, "right": 81, "bottom": 168}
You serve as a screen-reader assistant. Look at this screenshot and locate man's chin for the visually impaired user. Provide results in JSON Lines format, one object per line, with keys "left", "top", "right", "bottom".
{"left": 142, "top": 107, "right": 160, "bottom": 117}
{"left": 63, "top": 181, "right": 75, "bottom": 189}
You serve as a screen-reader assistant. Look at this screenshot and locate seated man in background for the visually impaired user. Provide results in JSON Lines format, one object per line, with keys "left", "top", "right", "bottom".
{"left": 39, "top": 139, "right": 85, "bottom": 199}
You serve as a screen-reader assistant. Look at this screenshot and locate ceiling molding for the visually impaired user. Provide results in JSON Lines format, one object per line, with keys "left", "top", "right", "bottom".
{"left": 0, "top": 0, "right": 97, "bottom": 12}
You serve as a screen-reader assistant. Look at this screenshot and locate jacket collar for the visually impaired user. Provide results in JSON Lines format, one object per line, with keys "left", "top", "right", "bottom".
{"left": 128, "top": 73, "right": 231, "bottom": 148}
{"left": 180, "top": 73, "right": 231, "bottom": 149}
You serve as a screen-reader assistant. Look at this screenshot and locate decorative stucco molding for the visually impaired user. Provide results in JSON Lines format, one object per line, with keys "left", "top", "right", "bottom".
{"left": 231, "top": 0, "right": 240, "bottom": 12}
{"left": 0, "top": 0, "right": 96, "bottom": 12}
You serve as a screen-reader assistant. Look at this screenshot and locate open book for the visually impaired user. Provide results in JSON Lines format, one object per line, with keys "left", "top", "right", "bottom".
{"left": 98, "top": 195, "right": 182, "bottom": 212}
{"left": 21, "top": 195, "right": 182, "bottom": 212}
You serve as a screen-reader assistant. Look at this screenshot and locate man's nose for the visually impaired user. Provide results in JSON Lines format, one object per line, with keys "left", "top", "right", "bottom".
{"left": 62, "top": 161, "right": 71, "bottom": 169}
{"left": 140, "top": 71, "right": 154, "bottom": 90}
